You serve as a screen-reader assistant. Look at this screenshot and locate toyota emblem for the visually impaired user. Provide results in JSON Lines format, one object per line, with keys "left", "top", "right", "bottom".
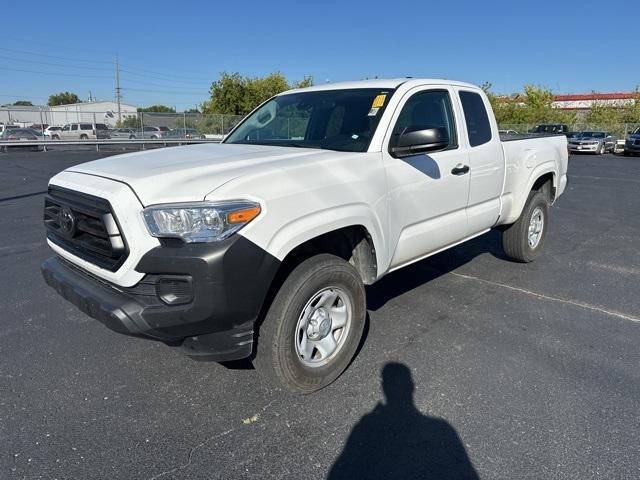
{"left": 59, "top": 205, "right": 76, "bottom": 237}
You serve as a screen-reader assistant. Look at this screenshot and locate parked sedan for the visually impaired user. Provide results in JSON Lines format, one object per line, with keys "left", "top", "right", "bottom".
{"left": 0, "top": 128, "right": 43, "bottom": 150}
{"left": 166, "top": 128, "right": 206, "bottom": 139}
{"left": 109, "top": 128, "right": 138, "bottom": 139}
{"left": 567, "top": 131, "right": 615, "bottom": 154}
{"left": 624, "top": 127, "right": 640, "bottom": 156}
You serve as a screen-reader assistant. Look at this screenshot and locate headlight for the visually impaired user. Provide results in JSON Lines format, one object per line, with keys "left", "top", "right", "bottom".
{"left": 143, "top": 200, "right": 261, "bottom": 243}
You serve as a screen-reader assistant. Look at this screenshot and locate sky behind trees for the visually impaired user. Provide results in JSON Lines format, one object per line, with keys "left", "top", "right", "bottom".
{"left": 0, "top": 0, "right": 636, "bottom": 108}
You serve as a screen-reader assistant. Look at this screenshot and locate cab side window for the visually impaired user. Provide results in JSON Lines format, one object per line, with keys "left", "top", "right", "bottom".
{"left": 459, "top": 91, "right": 492, "bottom": 147}
{"left": 71, "top": 124, "right": 78, "bottom": 131}
{"left": 391, "top": 90, "right": 457, "bottom": 150}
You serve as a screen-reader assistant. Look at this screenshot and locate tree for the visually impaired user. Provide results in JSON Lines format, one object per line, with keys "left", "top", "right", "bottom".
{"left": 13, "top": 100, "right": 33, "bottom": 106}
{"left": 48, "top": 92, "right": 80, "bottom": 106}
{"left": 203, "top": 72, "right": 314, "bottom": 115}
{"left": 115, "top": 116, "right": 141, "bottom": 128}
{"left": 137, "top": 105, "right": 176, "bottom": 113}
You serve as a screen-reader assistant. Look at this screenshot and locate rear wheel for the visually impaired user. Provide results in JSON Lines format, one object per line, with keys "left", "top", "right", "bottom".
{"left": 80, "top": 134, "right": 88, "bottom": 140}
{"left": 52, "top": 134, "right": 59, "bottom": 140}
{"left": 254, "top": 254, "right": 366, "bottom": 393}
{"left": 502, "top": 191, "right": 549, "bottom": 263}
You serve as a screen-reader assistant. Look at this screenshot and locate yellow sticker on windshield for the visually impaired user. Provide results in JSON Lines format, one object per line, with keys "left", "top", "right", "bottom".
{"left": 372, "top": 94, "right": 387, "bottom": 109}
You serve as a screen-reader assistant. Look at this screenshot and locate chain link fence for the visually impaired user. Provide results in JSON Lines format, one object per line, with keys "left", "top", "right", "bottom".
{"left": 2, "top": 107, "right": 640, "bottom": 141}
{"left": 499, "top": 123, "right": 640, "bottom": 138}
{"left": 0, "top": 107, "right": 245, "bottom": 139}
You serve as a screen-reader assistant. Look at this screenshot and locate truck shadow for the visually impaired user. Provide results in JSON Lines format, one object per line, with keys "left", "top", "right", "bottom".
{"left": 367, "top": 229, "right": 508, "bottom": 311}
{"left": 327, "top": 362, "right": 480, "bottom": 480}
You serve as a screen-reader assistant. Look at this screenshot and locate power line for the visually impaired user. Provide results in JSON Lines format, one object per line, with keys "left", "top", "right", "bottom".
{"left": 120, "top": 76, "right": 208, "bottom": 90}
{"left": 120, "top": 68, "right": 209, "bottom": 85}
{"left": 0, "top": 66, "right": 112, "bottom": 79}
{"left": 0, "top": 47, "right": 112, "bottom": 64}
{"left": 119, "top": 63, "right": 212, "bottom": 82}
{"left": 121, "top": 87, "right": 209, "bottom": 96}
{"left": 0, "top": 54, "right": 114, "bottom": 72}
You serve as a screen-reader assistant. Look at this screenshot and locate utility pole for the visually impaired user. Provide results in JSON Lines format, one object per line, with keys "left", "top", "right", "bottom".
{"left": 114, "top": 55, "right": 122, "bottom": 124}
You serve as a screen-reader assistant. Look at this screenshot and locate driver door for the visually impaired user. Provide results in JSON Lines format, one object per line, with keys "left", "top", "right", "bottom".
{"left": 383, "top": 86, "right": 470, "bottom": 270}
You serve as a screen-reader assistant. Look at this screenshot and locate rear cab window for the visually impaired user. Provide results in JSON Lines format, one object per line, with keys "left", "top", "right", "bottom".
{"left": 459, "top": 91, "right": 492, "bottom": 147}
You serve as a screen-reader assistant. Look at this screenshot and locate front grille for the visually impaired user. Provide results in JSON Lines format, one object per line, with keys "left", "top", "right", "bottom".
{"left": 44, "top": 186, "right": 129, "bottom": 271}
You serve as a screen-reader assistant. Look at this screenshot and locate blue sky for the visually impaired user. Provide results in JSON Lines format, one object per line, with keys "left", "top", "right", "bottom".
{"left": 1, "top": 0, "right": 637, "bottom": 109}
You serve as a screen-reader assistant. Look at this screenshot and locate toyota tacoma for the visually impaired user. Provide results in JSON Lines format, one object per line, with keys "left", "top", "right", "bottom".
{"left": 42, "top": 79, "right": 568, "bottom": 392}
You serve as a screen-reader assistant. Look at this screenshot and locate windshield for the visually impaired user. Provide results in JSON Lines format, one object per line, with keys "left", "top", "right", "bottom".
{"left": 224, "top": 88, "right": 395, "bottom": 152}
{"left": 582, "top": 132, "right": 605, "bottom": 138}
{"left": 634, "top": 128, "right": 640, "bottom": 135}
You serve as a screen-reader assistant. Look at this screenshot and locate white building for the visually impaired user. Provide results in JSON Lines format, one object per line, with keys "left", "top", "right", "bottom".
{"left": 1, "top": 101, "right": 139, "bottom": 128}
{"left": 49, "top": 101, "right": 138, "bottom": 127}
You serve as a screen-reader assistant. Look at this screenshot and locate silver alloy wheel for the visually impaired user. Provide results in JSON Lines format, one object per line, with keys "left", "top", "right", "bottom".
{"left": 528, "top": 207, "right": 544, "bottom": 248}
{"left": 294, "top": 287, "right": 352, "bottom": 368}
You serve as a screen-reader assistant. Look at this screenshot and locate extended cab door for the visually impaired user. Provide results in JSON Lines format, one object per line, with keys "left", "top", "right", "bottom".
{"left": 455, "top": 88, "right": 505, "bottom": 233}
{"left": 383, "top": 86, "right": 470, "bottom": 270}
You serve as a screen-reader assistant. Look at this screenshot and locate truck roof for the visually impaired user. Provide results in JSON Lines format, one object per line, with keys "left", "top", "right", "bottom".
{"left": 280, "top": 78, "right": 480, "bottom": 95}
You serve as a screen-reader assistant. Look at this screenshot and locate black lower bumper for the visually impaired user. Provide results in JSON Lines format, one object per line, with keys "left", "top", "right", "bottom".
{"left": 41, "top": 235, "right": 280, "bottom": 361}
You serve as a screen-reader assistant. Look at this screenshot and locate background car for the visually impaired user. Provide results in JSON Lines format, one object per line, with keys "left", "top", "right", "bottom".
{"left": 529, "top": 124, "right": 570, "bottom": 135}
{"left": 0, "top": 124, "right": 21, "bottom": 136}
{"left": 0, "top": 128, "right": 43, "bottom": 151}
{"left": 166, "top": 128, "right": 206, "bottom": 139}
{"left": 59, "top": 123, "right": 110, "bottom": 140}
{"left": 109, "top": 128, "right": 138, "bottom": 139}
{"left": 624, "top": 127, "right": 640, "bottom": 156}
{"left": 43, "top": 126, "right": 63, "bottom": 139}
{"left": 139, "top": 126, "right": 168, "bottom": 139}
{"left": 567, "top": 131, "right": 616, "bottom": 154}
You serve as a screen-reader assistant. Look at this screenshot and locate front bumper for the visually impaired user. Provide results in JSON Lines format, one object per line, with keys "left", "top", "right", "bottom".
{"left": 568, "top": 143, "right": 599, "bottom": 152}
{"left": 624, "top": 141, "right": 640, "bottom": 153}
{"left": 42, "top": 235, "right": 280, "bottom": 361}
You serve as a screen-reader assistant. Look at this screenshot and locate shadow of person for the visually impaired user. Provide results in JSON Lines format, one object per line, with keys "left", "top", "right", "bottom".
{"left": 328, "top": 363, "right": 479, "bottom": 480}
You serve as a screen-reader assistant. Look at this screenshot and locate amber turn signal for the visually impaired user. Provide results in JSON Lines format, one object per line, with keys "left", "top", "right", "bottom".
{"left": 227, "top": 206, "right": 261, "bottom": 224}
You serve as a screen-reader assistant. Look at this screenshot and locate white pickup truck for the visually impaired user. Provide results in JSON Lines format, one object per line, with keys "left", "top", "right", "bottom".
{"left": 42, "top": 79, "right": 568, "bottom": 392}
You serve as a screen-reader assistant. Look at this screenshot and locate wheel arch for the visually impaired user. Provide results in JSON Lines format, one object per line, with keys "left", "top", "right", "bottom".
{"left": 502, "top": 164, "right": 557, "bottom": 225}
{"left": 272, "top": 224, "right": 379, "bottom": 286}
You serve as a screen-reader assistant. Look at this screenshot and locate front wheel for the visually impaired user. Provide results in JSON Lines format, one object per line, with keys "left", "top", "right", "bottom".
{"left": 254, "top": 254, "right": 366, "bottom": 393}
{"left": 502, "top": 191, "right": 549, "bottom": 263}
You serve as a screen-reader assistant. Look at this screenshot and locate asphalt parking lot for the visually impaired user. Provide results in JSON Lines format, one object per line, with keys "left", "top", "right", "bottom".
{"left": 1, "top": 149, "right": 639, "bottom": 480}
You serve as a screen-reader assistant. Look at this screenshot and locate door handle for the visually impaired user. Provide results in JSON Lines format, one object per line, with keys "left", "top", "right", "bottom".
{"left": 451, "top": 164, "right": 470, "bottom": 175}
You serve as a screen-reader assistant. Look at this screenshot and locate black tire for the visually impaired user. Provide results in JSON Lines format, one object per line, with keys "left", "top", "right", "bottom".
{"left": 80, "top": 134, "right": 88, "bottom": 140}
{"left": 129, "top": 135, "right": 135, "bottom": 139}
{"left": 502, "top": 190, "right": 549, "bottom": 263}
{"left": 52, "top": 134, "right": 59, "bottom": 140}
{"left": 254, "top": 254, "right": 366, "bottom": 393}
{"left": 624, "top": 150, "right": 630, "bottom": 157}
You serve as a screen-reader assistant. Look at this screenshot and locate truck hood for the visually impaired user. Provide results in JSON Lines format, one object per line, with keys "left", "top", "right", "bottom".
{"left": 66, "top": 143, "right": 328, "bottom": 206}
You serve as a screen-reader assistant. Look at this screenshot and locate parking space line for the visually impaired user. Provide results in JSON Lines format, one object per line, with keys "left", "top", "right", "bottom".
{"left": 450, "top": 272, "right": 640, "bottom": 323}
{"left": 0, "top": 190, "right": 47, "bottom": 203}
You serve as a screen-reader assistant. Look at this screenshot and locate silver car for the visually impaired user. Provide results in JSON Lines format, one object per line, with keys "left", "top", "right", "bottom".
{"left": 109, "top": 128, "right": 138, "bottom": 139}
{"left": 567, "top": 131, "right": 616, "bottom": 154}
{"left": 139, "top": 126, "right": 170, "bottom": 139}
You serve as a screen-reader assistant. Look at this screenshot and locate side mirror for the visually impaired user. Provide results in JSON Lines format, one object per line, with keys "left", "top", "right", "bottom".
{"left": 391, "top": 127, "right": 449, "bottom": 157}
